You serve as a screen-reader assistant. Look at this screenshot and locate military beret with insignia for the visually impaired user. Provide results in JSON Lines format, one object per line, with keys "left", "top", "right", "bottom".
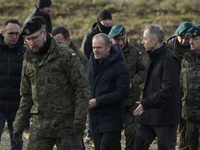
{"left": 21, "top": 17, "right": 44, "bottom": 36}
{"left": 174, "top": 22, "right": 193, "bottom": 36}
{"left": 108, "top": 24, "right": 126, "bottom": 39}
{"left": 185, "top": 25, "right": 200, "bottom": 37}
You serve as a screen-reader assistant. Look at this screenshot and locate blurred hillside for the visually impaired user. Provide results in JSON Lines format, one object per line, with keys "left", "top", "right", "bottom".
{"left": 0, "top": 0, "right": 199, "bottom": 62}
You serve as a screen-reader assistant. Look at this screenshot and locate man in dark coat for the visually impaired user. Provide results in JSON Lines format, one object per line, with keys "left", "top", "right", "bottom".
{"left": 134, "top": 25, "right": 181, "bottom": 150}
{"left": 81, "top": 9, "right": 112, "bottom": 58}
{"left": 85, "top": 33, "right": 130, "bottom": 150}
{"left": 23, "top": 0, "right": 52, "bottom": 33}
{"left": 0, "top": 19, "right": 26, "bottom": 150}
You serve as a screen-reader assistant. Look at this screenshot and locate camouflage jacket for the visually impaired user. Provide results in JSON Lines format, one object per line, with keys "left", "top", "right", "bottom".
{"left": 167, "top": 36, "right": 190, "bottom": 60}
{"left": 13, "top": 35, "right": 90, "bottom": 136}
{"left": 69, "top": 41, "right": 88, "bottom": 66}
{"left": 180, "top": 50, "right": 200, "bottom": 122}
{"left": 123, "top": 43, "right": 145, "bottom": 109}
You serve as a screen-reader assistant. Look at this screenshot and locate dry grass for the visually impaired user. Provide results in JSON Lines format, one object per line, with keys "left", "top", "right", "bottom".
{"left": 0, "top": 0, "right": 199, "bottom": 61}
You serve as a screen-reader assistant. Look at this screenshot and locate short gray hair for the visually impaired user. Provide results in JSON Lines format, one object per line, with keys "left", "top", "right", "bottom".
{"left": 93, "top": 33, "right": 111, "bottom": 46}
{"left": 144, "top": 24, "right": 164, "bottom": 44}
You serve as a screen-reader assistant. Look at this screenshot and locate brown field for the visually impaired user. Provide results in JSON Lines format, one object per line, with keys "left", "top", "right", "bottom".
{"left": 0, "top": 0, "right": 199, "bottom": 62}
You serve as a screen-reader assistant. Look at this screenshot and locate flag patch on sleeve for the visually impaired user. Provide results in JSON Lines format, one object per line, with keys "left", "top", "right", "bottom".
{"left": 72, "top": 53, "right": 77, "bottom": 57}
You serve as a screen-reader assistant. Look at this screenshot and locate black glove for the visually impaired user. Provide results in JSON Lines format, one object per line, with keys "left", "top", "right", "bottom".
{"left": 13, "top": 129, "right": 23, "bottom": 144}
{"left": 73, "top": 124, "right": 85, "bottom": 136}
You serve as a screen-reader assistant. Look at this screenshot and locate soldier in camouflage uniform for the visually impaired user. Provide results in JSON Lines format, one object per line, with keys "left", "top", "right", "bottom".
{"left": 109, "top": 24, "right": 145, "bottom": 150}
{"left": 180, "top": 24, "right": 200, "bottom": 150}
{"left": 166, "top": 22, "right": 193, "bottom": 150}
{"left": 52, "top": 26, "right": 88, "bottom": 150}
{"left": 52, "top": 26, "right": 88, "bottom": 66}
{"left": 13, "top": 17, "right": 90, "bottom": 150}
{"left": 167, "top": 22, "right": 192, "bottom": 60}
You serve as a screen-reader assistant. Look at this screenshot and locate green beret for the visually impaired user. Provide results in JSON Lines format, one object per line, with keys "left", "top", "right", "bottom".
{"left": 21, "top": 17, "right": 43, "bottom": 36}
{"left": 174, "top": 22, "right": 193, "bottom": 36}
{"left": 185, "top": 25, "right": 200, "bottom": 37}
{"left": 108, "top": 24, "right": 126, "bottom": 39}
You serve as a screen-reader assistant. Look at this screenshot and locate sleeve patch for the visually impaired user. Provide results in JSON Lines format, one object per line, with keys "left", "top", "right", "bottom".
{"left": 72, "top": 53, "right": 77, "bottom": 57}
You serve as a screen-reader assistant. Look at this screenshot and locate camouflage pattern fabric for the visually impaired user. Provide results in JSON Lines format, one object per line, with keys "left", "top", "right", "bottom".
{"left": 113, "top": 43, "right": 145, "bottom": 150}
{"left": 123, "top": 43, "right": 145, "bottom": 109}
{"left": 180, "top": 50, "right": 200, "bottom": 149}
{"left": 28, "top": 129, "right": 83, "bottom": 150}
{"left": 123, "top": 43, "right": 145, "bottom": 150}
{"left": 124, "top": 105, "right": 139, "bottom": 150}
{"left": 178, "top": 121, "right": 200, "bottom": 150}
{"left": 13, "top": 35, "right": 90, "bottom": 148}
{"left": 167, "top": 36, "right": 190, "bottom": 61}
{"left": 69, "top": 41, "right": 88, "bottom": 66}
{"left": 167, "top": 36, "right": 191, "bottom": 150}
{"left": 179, "top": 119, "right": 188, "bottom": 150}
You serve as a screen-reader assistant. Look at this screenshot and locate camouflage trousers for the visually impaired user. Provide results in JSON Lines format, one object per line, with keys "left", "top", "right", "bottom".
{"left": 27, "top": 130, "right": 83, "bottom": 150}
{"left": 113, "top": 106, "right": 139, "bottom": 150}
{"left": 178, "top": 120, "right": 200, "bottom": 150}
{"left": 178, "top": 119, "right": 188, "bottom": 150}
{"left": 171, "top": 124, "right": 178, "bottom": 150}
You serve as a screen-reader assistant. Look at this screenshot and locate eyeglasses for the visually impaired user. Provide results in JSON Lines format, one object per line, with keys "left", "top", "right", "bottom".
{"left": 25, "top": 31, "right": 43, "bottom": 42}
{"left": 7, "top": 32, "right": 20, "bottom": 37}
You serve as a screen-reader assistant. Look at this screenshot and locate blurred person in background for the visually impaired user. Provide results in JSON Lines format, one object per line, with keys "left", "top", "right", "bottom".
{"left": 23, "top": 0, "right": 52, "bottom": 33}
{"left": 52, "top": 26, "right": 88, "bottom": 66}
{"left": 81, "top": 8, "right": 112, "bottom": 59}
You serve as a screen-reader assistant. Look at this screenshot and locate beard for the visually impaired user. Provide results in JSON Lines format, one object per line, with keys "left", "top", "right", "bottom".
{"left": 30, "top": 46, "right": 42, "bottom": 53}
{"left": 29, "top": 40, "right": 45, "bottom": 53}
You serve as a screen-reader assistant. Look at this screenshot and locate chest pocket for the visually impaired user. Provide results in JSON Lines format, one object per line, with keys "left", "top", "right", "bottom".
{"left": 25, "top": 67, "right": 35, "bottom": 84}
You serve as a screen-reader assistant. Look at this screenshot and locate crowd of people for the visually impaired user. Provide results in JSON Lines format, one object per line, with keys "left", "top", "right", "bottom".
{"left": 0, "top": 0, "right": 200, "bottom": 150}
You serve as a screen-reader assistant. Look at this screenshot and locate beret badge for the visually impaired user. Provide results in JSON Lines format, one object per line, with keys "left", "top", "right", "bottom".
{"left": 24, "top": 28, "right": 30, "bottom": 35}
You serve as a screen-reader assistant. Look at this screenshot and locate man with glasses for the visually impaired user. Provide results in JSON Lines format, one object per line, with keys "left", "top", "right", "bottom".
{"left": 13, "top": 17, "right": 90, "bottom": 150}
{"left": 0, "top": 19, "right": 26, "bottom": 150}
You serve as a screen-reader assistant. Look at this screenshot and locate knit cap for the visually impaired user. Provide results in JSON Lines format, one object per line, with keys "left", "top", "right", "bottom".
{"left": 97, "top": 9, "right": 112, "bottom": 22}
{"left": 37, "top": 0, "right": 52, "bottom": 9}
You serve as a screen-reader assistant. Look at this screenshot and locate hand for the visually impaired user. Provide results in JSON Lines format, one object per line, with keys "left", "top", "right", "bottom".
{"left": 133, "top": 101, "right": 145, "bottom": 116}
{"left": 130, "top": 83, "right": 132, "bottom": 89}
{"left": 88, "top": 98, "right": 97, "bottom": 109}
{"left": 13, "top": 129, "right": 23, "bottom": 144}
{"left": 73, "top": 124, "right": 85, "bottom": 136}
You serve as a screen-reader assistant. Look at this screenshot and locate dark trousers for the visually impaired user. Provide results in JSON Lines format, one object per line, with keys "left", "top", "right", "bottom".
{"left": 93, "top": 131, "right": 119, "bottom": 150}
{"left": 0, "top": 110, "right": 23, "bottom": 150}
{"left": 134, "top": 124, "right": 175, "bottom": 150}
